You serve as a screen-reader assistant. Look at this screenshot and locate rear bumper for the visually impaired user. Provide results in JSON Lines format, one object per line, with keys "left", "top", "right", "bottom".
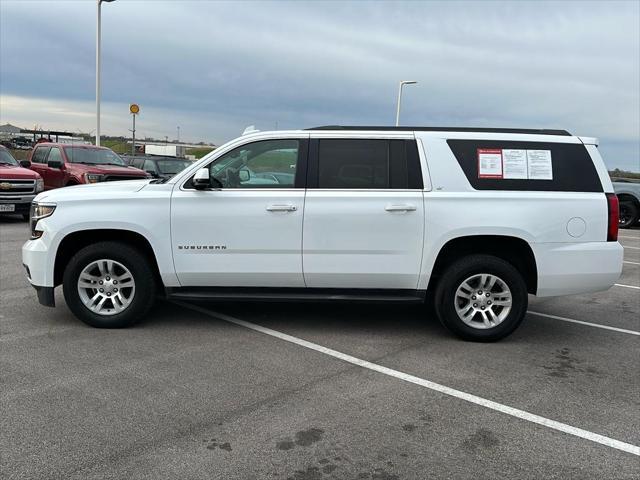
{"left": 532, "top": 241, "right": 623, "bottom": 297}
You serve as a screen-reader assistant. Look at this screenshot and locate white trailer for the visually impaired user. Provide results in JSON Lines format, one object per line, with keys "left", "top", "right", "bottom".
{"left": 144, "top": 144, "right": 186, "bottom": 158}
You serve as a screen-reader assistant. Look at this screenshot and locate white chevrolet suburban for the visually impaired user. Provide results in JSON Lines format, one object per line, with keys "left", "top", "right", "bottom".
{"left": 22, "top": 126, "right": 623, "bottom": 341}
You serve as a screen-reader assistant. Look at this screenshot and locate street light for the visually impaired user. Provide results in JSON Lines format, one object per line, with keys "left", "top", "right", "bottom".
{"left": 395, "top": 80, "right": 417, "bottom": 127}
{"left": 96, "top": 0, "right": 116, "bottom": 146}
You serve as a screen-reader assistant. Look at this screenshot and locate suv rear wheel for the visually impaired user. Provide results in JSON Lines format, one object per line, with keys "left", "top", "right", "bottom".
{"left": 62, "top": 241, "right": 156, "bottom": 328}
{"left": 434, "top": 254, "right": 527, "bottom": 342}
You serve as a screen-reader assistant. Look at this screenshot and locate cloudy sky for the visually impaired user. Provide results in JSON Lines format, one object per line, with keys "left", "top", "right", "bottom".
{"left": 1, "top": 0, "right": 638, "bottom": 170}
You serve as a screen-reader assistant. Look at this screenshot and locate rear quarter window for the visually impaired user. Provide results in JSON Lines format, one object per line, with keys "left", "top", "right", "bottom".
{"left": 447, "top": 140, "right": 603, "bottom": 192}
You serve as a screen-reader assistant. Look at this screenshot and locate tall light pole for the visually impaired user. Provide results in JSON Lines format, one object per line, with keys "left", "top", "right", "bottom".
{"left": 177, "top": 126, "right": 180, "bottom": 143}
{"left": 96, "top": 0, "right": 116, "bottom": 146}
{"left": 395, "top": 80, "right": 417, "bottom": 126}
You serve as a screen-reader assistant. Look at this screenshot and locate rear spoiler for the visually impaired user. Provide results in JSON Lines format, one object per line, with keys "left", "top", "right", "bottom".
{"left": 579, "top": 136, "right": 599, "bottom": 146}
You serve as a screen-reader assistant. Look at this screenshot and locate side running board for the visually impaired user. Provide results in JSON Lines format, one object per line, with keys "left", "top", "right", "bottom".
{"left": 166, "top": 287, "right": 426, "bottom": 304}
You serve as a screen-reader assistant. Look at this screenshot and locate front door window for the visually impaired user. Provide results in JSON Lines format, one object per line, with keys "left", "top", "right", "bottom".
{"left": 206, "top": 139, "right": 299, "bottom": 188}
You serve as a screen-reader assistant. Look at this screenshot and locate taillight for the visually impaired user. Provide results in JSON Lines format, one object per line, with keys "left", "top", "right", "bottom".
{"left": 606, "top": 193, "right": 619, "bottom": 242}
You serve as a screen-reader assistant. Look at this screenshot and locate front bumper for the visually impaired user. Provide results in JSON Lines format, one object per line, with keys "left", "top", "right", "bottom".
{"left": 0, "top": 194, "right": 36, "bottom": 214}
{"left": 532, "top": 241, "right": 624, "bottom": 297}
{"left": 23, "top": 231, "right": 57, "bottom": 307}
{"left": 33, "top": 285, "right": 55, "bottom": 307}
{"left": 22, "top": 236, "right": 54, "bottom": 288}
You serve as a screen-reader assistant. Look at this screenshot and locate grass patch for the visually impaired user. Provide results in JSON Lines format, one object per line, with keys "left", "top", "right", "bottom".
{"left": 186, "top": 147, "right": 215, "bottom": 159}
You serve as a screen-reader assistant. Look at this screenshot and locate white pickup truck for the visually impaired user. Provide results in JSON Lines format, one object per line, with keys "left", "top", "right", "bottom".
{"left": 22, "top": 126, "right": 623, "bottom": 341}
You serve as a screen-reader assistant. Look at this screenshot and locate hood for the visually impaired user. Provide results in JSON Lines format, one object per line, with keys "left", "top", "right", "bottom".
{"left": 0, "top": 164, "right": 41, "bottom": 179}
{"left": 69, "top": 163, "right": 149, "bottom": 176}
{"left": 34, "top": 179, "right": 152, "bottom": 203}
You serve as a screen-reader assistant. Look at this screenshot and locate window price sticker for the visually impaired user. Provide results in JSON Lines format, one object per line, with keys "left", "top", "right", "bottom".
{"left": 527, "top": 150, "right": 553, "bottom": 180}
{"left": 502, "top": 149, "right": 528, "bottom": 179}
{"left": 477, "top": 149, "right": 503, "bottom": 178}
{"left": 478, "top": 148, "right": 553, "bottom": 180}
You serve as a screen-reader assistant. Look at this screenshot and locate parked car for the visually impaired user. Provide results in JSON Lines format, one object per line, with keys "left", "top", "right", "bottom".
{"left": 0, "top": 145, "right": 43, "bottom": 220}
{"left": 22, "top": 126, "right": 622, "bottom": 341}
{"left": 13, "top": 137, "right": 34, "bottom": 150}
{"left": 0, "top": 137, "right": 32, "bottom": 150}
{"left": 612, "top": 180, "right": 640, "bottom": 228}
{"left": 28, "top": 143, "right": 149, "bottom": 190}
{"left": 122, "top": 155, "right": 192, "bottom": 181}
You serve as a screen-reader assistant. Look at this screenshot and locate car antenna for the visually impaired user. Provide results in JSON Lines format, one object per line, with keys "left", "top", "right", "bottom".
{"left": 242, "top": 125, "right": 260, "bottom": 135}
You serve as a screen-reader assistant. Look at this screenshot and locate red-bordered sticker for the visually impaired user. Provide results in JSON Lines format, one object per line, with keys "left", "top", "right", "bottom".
{"left": 477, "top": 148, "right": 503, "bottom": 179}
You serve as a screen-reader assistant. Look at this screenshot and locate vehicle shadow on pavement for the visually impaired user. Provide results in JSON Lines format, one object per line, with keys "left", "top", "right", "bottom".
{"left": 147, "top": 298, "right": 609, "bottom": 348}
{"left": 152, "top": 299, "right": 461, "bottom": 341}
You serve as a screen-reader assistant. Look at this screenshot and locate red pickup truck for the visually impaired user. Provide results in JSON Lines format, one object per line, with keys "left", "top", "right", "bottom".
{"left": 28, "top": 143, "right": 149, "bottom": 189}
{"left": 0, "top": 145, "right": 43, "bottom": 220}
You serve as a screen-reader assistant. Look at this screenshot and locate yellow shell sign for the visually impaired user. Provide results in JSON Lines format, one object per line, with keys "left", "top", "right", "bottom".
{"left": 129, "top": 104, "right": 140, "bottom": 115}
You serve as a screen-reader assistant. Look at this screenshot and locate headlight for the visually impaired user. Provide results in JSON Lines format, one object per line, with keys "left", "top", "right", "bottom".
{"left": 35, "top": 178, "right": 44, "bottom": 193}
{"left": 84, "top": 173, "right": 103, "bottom": 184}
{"left": 30, "top": 202, "right": 56, "bottom": 240}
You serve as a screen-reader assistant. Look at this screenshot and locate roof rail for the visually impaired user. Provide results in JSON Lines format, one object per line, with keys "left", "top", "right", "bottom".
{"left": 306, "top": 126, "right": 572, "bottom": 136}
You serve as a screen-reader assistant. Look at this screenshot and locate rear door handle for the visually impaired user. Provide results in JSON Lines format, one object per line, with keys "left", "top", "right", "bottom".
{"left": 385, "top": 204, "right": 416, "bottom": 212}
{"left": 266, "top": 204, "right": 297, "bottom": 212}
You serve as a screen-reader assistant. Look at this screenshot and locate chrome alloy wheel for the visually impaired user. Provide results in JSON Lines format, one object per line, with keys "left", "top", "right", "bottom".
{"left": 454, "top": 273, "right": 512, "bottom": 329}
{"left": 77, "top": 259, "right": 136, "bottom": 316}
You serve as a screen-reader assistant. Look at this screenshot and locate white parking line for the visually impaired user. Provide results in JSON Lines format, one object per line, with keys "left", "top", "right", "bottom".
{"left": 622, "top": 245, "right": 640, "bottom": 250}
{"left": 623, "top": 261, "right": 640, "bottom": 266}
{"left": 618, "top": 235, "right": 640, "bottom": 240}
{"left": 175, "top": 301, "right": 640, "bottom": 457}
{"left": 615, "top": 283, "right": 640, "bottom": 290}
{"left": 528, "top": 311, "right": 640, "bottom": 336}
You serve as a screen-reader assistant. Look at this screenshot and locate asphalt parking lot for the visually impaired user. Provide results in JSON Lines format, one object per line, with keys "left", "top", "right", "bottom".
{"left": 1, "top": 217, "right": 638, "bottom": 479}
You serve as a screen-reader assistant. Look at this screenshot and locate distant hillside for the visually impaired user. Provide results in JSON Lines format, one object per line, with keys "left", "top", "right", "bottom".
{"left": 609, "top": 169, "right": 640, "bottom": 181}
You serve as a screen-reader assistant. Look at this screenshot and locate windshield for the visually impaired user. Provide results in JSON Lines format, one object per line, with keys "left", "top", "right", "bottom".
{"left": 156, "top": 159, "right": 191, "bottom": 174}
{"left": 0, "top": 149, "right": 18, "bottom": 166}
{"left": 64, "top": 147, "right": 125, "bottom": 165}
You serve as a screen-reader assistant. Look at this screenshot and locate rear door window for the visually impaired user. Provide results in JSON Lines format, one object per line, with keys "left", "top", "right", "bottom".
{"left": 313, "top": 139, "right": 422, "bottom": 189}
{"left": 447, "top": 140, "right": 603, "bottom": 192}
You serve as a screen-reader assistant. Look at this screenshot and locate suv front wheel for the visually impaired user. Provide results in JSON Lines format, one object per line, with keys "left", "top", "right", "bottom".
{"left": 63, "top": 241, "right": 156, "bottom": 328}
{"left": 434, "top": 255, "right": 528, "bottom": 342}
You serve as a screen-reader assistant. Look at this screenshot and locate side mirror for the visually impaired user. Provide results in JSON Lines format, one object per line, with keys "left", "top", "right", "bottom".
{"left": 192, "top": 168, "right": 211, "bottom": 190}
{"left": 238, "top": 169, "right": 250, "bottom": 182}
{"left": 47, "top": 159, "right": 63, "bottom": 169}
{"left": 145, "top": 170, "right": 158, "bottom": 177}
{"left": 20, "top": 160, "right": 32, "bottom": 168}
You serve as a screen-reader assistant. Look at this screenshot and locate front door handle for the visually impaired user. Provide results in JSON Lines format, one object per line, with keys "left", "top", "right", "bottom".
{"left": 266, "top": 204, "right": 297, "bottom": 212}
{"left": 385, "top": 204, "right": 416, "bottom": 212}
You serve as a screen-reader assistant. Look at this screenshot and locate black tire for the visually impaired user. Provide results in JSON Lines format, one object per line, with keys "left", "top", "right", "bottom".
{"left": 63, "top": 241, "right": 156, "bottom": 328}
{"left": 434, "top": 254, "right": 528, "bottom": 342}
{"left": 618, "top": 201, "right": 639, "bottom": 229}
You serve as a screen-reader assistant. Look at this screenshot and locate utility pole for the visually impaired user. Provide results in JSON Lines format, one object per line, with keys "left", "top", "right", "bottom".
{"left": 177, "top": 126, "right": 180, "bottom": 143}
{"left": 96, "top": 0, "right": 116, "bottom": 146}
